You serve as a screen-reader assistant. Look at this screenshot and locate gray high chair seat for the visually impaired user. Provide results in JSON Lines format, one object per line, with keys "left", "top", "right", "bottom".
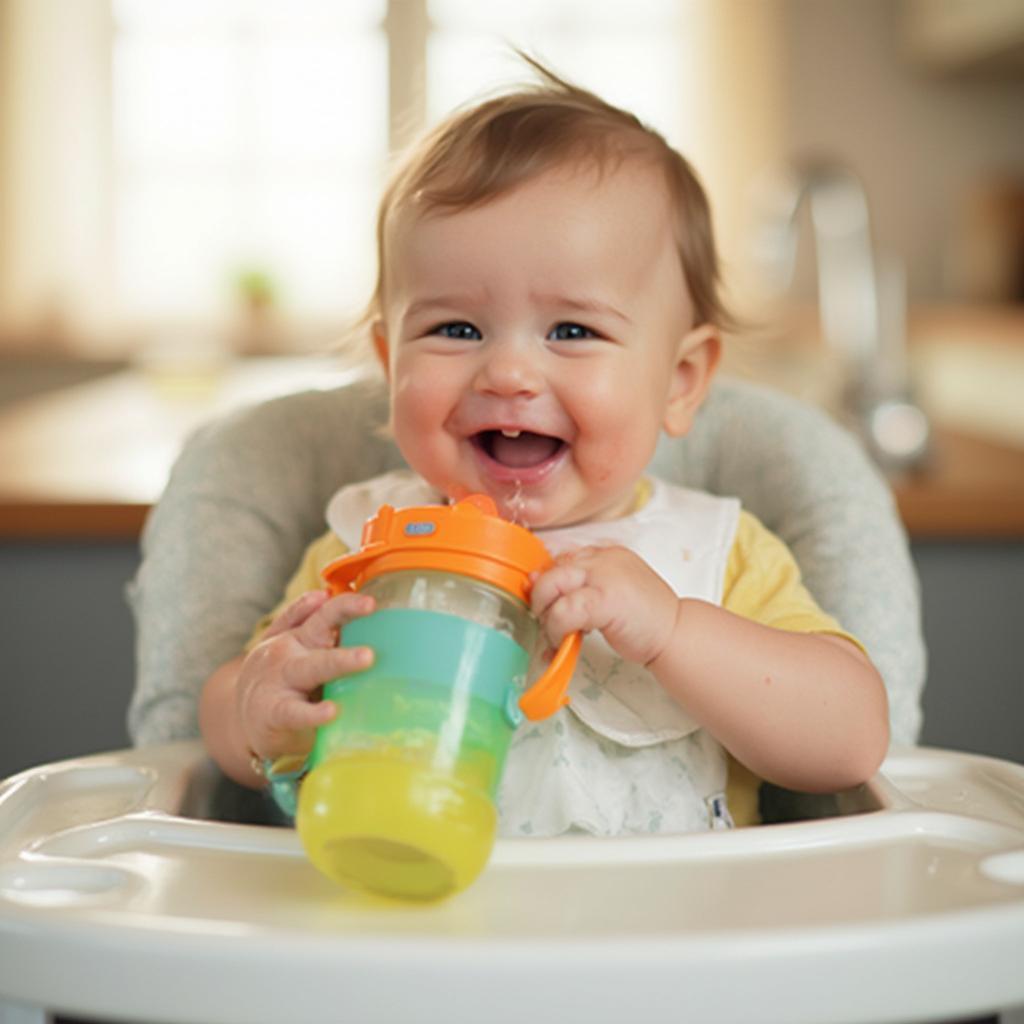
{"left": 127, "top": 375, "right": 925, "bottom": 817}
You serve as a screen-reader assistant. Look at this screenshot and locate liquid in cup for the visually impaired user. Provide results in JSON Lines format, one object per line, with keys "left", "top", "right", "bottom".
{"left": 296, "top": 495, "right": 580, "bottom": 900}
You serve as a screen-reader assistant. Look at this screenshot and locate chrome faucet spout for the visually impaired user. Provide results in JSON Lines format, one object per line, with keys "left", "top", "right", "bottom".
{"left": 753, "top": 159, "right": 929, "bottom": 467}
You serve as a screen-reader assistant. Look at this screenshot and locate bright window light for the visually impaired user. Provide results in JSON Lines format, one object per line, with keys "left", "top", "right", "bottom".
{"left": 426, "top": 0, "right": 698, "bottom": 154}
{"left": 110, "top": 0, "right": 697, "bottom": 344}
{"left": 112, "top": 0, "right": 387, "bottom": 331}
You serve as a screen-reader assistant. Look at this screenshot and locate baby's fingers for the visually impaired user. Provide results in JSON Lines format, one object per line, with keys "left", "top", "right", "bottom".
{"left": 262, "top": 589, "right": 330, "bottom": 640}
{"left": 539, "top": 588, "right": 602, "bottom": 647}
{"left": 295, "top": 592, "right": 375, "bottom": 648}
{"left": 530, "top": 559, "right": 588, "bottom": 618}
{"left": 268, "top": 693, "right": 338, "bottom": 734}
{"left": 281, "top": 645, "right": 374, "bottom": 693}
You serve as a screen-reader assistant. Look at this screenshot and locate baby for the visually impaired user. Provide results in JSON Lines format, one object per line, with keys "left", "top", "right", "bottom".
{"left": 199, "top": 63, "right": 888, "bottom": 835}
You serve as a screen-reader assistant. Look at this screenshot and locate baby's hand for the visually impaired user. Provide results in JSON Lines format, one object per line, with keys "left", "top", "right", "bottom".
{"left": 236, "top": 589, "right": 374, "bottom": 764}
{"left": 530, "top": 545, "right": 679, "bottom": 666}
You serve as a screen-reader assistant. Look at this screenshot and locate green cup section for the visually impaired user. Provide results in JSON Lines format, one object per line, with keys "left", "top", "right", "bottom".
{"left": 311, "top": 608, "right": 529, "bottom": 798}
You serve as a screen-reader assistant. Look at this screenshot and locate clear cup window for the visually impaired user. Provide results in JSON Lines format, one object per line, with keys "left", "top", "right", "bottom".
{"left": 362, "top": 570, "right": 538, "bottom": 652}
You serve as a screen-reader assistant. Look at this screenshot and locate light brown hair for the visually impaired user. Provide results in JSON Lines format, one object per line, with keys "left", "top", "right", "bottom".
{"left": 366, "top": 57, "right": 730, "bottom": 337}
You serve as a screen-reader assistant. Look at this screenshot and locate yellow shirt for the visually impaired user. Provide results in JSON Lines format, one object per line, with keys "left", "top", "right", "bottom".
{"left": 254, "top": 504, "right": 857, "bottom": 827}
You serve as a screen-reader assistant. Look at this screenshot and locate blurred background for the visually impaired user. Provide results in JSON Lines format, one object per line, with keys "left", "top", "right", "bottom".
{"left": 1, "top": 0, "right": 1022, "bottom": 778}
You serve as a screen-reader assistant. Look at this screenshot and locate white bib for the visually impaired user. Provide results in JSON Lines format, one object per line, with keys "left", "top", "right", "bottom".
{"left": 326, "top": 469, "right": 741, "bottom": 837}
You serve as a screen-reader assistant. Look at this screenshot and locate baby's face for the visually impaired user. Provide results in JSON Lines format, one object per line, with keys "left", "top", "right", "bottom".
{"left": 377, "top": 160, "right": 707, "bottom": 529}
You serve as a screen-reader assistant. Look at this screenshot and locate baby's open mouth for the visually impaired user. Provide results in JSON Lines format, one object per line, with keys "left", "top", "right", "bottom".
{"left": 473, "top": 429, "right": 565, "bottom": 469}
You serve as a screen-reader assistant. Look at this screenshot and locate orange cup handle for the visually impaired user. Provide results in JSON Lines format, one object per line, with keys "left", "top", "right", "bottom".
{"left": 518, "top": 631, "right": 582, "bottom": 722}
{"left": 321, "top": 549, "right": 375, "bottom": 594}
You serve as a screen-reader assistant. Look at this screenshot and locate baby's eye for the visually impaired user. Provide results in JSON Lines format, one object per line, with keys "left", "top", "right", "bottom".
{"left": 548, "top": 322, "right": 596, "bottom": 341}
{"left": 433, "top": 321, "right": 482, "bottom": 340}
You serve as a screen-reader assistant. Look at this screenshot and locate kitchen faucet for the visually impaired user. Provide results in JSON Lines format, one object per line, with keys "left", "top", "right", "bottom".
{"left": 752, "top": 160, "right": 930, "bottom": 469}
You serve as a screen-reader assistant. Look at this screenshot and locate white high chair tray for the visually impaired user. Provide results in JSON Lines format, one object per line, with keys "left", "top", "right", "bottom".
{"left": 1, "top": 742, "right": 1023, "bottom": 1024}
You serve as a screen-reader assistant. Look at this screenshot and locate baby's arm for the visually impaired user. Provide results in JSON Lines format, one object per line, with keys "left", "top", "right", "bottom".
{"left": 531, "top": 546, "right": 889, "bottom": 794}
{"left": 199, "top": 589, "right": 374, "bottom": 787}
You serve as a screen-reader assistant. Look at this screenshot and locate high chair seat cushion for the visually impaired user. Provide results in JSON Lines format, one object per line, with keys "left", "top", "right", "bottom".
{"left": 127, "top": 374, "right": 925, "bottom": 756}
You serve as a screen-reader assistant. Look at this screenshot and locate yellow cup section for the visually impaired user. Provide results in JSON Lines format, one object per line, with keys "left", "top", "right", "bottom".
{"left": 299, "top": 606, "right": 528, "bottom": 899}
{"left": 297, "top": 750, "right": 497, "bottom": 901}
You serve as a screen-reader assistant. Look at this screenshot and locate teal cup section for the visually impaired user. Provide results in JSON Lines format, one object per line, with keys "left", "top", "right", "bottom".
{"left": 310, "top": 608, "right": 530, "bottom": 799}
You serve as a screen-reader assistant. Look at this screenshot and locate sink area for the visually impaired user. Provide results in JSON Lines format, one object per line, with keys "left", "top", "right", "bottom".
{"left": 914, "top": 336, "right": 1024, "bottom": 451}
{"left": 720, "top": 302, "right": 1024, "bottom": 539}
{"left": 750, "top": 161, "right": 932, "bottom": 468}
{"left": 723, "top": 304, "right": 1024, "bottom": 456}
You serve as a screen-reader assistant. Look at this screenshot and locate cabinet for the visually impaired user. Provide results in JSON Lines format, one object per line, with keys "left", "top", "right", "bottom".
{"left": 903, "top": 0, "right": 1024, "bottom": 74}
{"left": 913, "top": 540, "right": 1024, "bottom": 764}
{"left": 2, "top": 541, "right": 138, "bottom": 779}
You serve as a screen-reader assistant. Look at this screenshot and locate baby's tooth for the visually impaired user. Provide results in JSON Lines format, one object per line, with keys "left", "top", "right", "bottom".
{"left": 501, "top": 429, "right": 521, "bottom": 438}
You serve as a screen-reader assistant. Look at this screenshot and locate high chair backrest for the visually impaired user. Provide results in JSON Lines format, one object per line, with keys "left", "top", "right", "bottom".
{"left": 127, "top": 375, "right": 924, "bottom": 753}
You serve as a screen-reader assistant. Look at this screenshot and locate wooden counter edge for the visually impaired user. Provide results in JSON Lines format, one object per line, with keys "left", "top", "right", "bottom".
{"left": 2, "top": 495, "right": 1023, "bottom": 543}
{"left": 0, "top": 501, "right": 149, "bottom": 541}
{"left": 893, "top": 492, "right": 1024, "bottom": 541}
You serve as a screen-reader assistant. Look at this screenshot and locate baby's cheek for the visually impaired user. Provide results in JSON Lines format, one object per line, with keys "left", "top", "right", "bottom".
{"left": 391, "top": 385, "right": 452, "bottom": 460}
{"left": 585, "top": 431, "right": 643, "bottom": 484}
{"left": 391, "top": 378, "right": 435, "bottom": 431}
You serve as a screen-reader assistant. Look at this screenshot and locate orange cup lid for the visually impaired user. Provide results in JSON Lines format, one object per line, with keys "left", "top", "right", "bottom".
{"left": 321, "top": 494, "right": 552, "bottom": 604}
{"left": 320, "top": 493, "right": 581, "bottom": 722}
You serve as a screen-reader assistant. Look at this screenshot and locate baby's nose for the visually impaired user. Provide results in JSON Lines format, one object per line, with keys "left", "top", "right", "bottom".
{"left": 473, "top": 336, "right": 544, "bottom": 396}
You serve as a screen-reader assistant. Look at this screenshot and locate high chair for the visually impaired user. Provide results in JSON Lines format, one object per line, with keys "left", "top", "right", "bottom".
{"left": 6, "top": 377, "right": 1018, "bottom": 1023}
{"left": 127, "top": 374, "right": 926, "bottom": 752}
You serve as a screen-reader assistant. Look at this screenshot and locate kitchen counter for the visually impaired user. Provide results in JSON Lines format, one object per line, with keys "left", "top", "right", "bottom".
{"left": 892, "top": 427, "right": 1024, "bottom": 539}
{"left": 0, "top": 358, "right": 361, "bottom": 540}
{"left": 1, "top": 352, "right": 1023, "bottom": 541}
{"left": 720, "top": 303, "right": 1024, "bottom": 540}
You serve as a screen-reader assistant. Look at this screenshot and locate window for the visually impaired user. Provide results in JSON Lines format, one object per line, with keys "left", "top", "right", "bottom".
{"left": 425, "top": 0, "right": 696, "bottom": 148}
{"left": 0, "top": 0, "right": 716, "bottom": 354}
{"left": 112, "top": 0, "right": 388, "bottom": 337}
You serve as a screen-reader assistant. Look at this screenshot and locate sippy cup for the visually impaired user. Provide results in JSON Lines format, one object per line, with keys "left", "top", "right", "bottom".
{"left": 295, "top": 494, "right": 580, "bottom": 900}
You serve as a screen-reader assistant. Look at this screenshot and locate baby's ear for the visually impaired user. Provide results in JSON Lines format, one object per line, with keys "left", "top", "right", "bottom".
{"left": 662, "top": 323, "right": 721, "bottom": 437}
{"left": 372, "top": 321, "right": 391, "bottom": 381}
